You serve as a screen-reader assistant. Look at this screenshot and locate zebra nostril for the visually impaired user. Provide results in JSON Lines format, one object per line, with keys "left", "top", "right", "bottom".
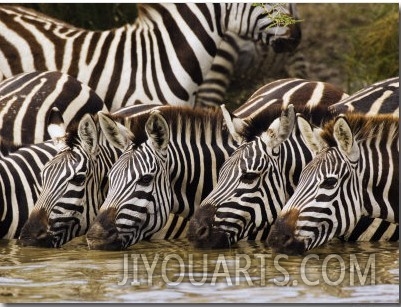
{"left": 282, "top": 233, "right": 294, "bottom": 247}
{"left": 196, "top": 225, "right": 210, "bottom": 240}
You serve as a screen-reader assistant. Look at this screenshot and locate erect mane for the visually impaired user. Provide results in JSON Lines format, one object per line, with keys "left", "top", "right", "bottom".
{"left": 320, "top": 113, "right": 399, "bottom": 147}
{"left": 128, "top": 105, "right": 227, "bottom": 147}
{"left": 241, "top": 103, "right": 333, "bottom": 142}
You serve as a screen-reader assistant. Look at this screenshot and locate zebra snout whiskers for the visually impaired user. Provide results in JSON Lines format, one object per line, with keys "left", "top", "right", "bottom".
{"left": 86, "top": 207, "right": 123, "bottom": 251}
{"left": 266, "top": 209, "right": 306, "bottom": 255}
{"left": 18, "top": 208, "right": 54, "bottom": 248}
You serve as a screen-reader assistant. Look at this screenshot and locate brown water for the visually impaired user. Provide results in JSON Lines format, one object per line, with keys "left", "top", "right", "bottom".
{"left": 0, "top": 237, "right": 398, "bottom": 303}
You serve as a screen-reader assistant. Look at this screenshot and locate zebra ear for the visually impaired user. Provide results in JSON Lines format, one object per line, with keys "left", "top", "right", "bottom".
{"left": 145, "top": 109, "right": 169, "bottom": 151}
{"left": 297, "top": 114, "right": 326, "bottom": 154}
{"left": 261, "top": 104, "right": 295, "bottom": 149}
{"left": 333, "top": 115, "right": 359, "bottom": 161}
{"left": 78, "top": 114, "right": 98, "bottom": 154}
{"left": 221, "top": 104, "right": 247, "bottom": 144}
{"left": 47, "top": 107, "right": 66, "bottom": 139}
{"left": 98, "top": 112, "right": 133, "bottom": 150}
{"left": 47, "top": 107, "right": 67, "bottom": 150}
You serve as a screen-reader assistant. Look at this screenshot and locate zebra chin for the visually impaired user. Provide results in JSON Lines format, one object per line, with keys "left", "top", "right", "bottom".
{"left": 265, "top": 210, "right": 307, "bottom": 255}
{"left": 187, "top": 204, "right": 232, "bottom": 249}
{"left": 86, "top": 207, "right": 125, "bottom": 251}
{"left": 18, "top": 208, "right": 56, "bottom": 248}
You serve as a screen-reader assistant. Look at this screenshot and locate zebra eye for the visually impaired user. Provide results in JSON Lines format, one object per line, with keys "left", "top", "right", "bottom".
{"left": 137, "top": 174, "right": 153, "bottom": 186}
{"left": 320, "top": 177, "right": 338, "bottom": 189}
{"left": 70, "top": 174, "right": 86, "bottom": 186}
{"left": 240, "top": 172, "right": 259, "bottom": 184}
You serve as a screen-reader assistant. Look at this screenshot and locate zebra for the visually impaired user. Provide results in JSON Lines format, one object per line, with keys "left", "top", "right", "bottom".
{"left": 18, "top": 104, "right": 160, "bottom": 247}
{"left": 187, "top": 77, "right": 399, "bottom": 249}
{"left": 0, "top": 70, "right": 106, "bottom": 146}
{"left": 0, "top": 3, "right": 301, "bottom": 110}
{"left": 18, "top": 78, "right": 335, "bottom": 248}
{"left": 328, "top": 76, "right": 399, "bottom": 116}
{"left": 85, "top": 78, "right": 346, "bottom": 250}
{"left": 0, "top": 138, "right": 56, "bottom": 239}
{"left": 266, "top": 113, "right": 399, "bottom": 254}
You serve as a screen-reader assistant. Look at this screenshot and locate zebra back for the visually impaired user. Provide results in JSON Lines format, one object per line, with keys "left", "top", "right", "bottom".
{"left": 0, "top": 71, "right": 106, "bottom": 145}
{"left": 0, "top": 4, "right": 300, "bottom": 110}
{"left": 329, "top": 76, "right": 399, "bottom": 116}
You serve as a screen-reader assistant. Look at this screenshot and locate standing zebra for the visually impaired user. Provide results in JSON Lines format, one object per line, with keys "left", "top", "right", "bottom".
{"left": 85, "top": 79, "right": 346, "bottom": 250}
{"left": 0, "top": 3, "right": 300, "bottom": 110}
{"left": 0, "top": 70, "right": 106, "bottom": 146}
{"left": 267, "top": 113, "right": 399, "bottom": 254}
{"left": 187, "top": 77, "right": 399, "bottom": 249}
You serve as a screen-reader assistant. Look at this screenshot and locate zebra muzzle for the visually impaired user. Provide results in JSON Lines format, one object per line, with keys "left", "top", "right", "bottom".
{"left": 86, "top": 207, "right": 124, "bottom": 251}
{"left": 265, "top": 209, "right": 306, "bottom": 255}
{"left": 187, "top": 204, "right": 232, "bottom": 249}
{"left": 18, "top": 208, "right": 55, "bottom": 248}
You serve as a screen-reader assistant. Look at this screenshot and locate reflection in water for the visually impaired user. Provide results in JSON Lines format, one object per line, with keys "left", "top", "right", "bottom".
{"left": 0, "top": 237, "right": 398, "bottom": 303}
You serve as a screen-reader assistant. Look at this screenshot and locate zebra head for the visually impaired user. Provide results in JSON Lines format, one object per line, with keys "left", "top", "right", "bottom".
{"left": 19, "top": 108, "right": 128, "bottom": 248}
{"left": 222, "top": 3, "right": 301, "bottom": 53}
{"left": 187, "top": 105, "right": 296, "bottom": 248}
{"left": 267, "top": 114, "right": 399, "bottom": 254}
{"left": 86, "top": 109, "right": 171, "bottom": 250}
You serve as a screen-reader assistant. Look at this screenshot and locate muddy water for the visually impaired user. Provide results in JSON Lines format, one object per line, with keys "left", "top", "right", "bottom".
{"left": 0, "top": 237, "right": 398, "bottom": 303}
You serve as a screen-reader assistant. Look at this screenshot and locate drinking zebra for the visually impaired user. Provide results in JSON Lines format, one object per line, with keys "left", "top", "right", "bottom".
{"left": 267, "top": 113, "right": 399, "bottom": 254}
{"left": 0, "top": 3, "right": 300, "bottom": 110}
{"left": 0, "top": 70, "right": 106, "bottom": 146}
{"left": 187, "top": 77, "right": 399, "bottom": 249}
{"left": 85, "top": 79, "right": 346, "bottom": 250}
{"left": 18, "top": 104, "right": 161, "bottom": 246}
{"left": 0, "top": 139, "right": 56, "bottom": 239}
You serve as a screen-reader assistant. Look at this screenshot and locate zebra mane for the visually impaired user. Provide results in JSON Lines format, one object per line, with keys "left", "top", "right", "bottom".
{"left": 320, "top": 113, "right": 399, "bottom": 146}
{"left": 242, "top": 103, "right": 333, "bottom": 142}
{"left": 129, "top": 106, "right": 226, "bottom": 147}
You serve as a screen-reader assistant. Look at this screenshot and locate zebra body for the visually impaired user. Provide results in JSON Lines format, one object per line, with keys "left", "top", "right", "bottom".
{"left": 0, "top": 140, "right": 56, "bottom": 239}
{"left": 0, "top": 70, "right": 106, "bottom": 146}
{"left": 85, "top": 78, "right": 346, "bottom": 250}
{"left": 267, "top": 113, "right": 399, "bottom": 254}
{"left": 0, "top": 4, "right": 300, "bottom": 110}
{"left": 187, "top": 78, "right": 399, "bottom": 249}
{"left": 328, "top": 76, "right": 399, "bottom": 116}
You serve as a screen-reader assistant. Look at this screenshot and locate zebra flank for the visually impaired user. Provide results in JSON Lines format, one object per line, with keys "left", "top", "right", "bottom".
{"left": 85, "top": 78, "right": 344, "bottom": 251}
{"left": 187, "top": 77, "right": 399, "bottom": 250}
{"left": 0, "top": 4, "right": 301, "bottom": 110}
{"left": 267, "top": 113, "right": 399, "bottom": 254}
{"left": 0, "top": 71, "right": 106, "bottom": 146}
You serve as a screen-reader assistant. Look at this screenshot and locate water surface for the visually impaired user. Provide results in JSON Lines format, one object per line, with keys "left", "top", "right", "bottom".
{"left": 0, "top": 237, "right": 398, "bottom": 303}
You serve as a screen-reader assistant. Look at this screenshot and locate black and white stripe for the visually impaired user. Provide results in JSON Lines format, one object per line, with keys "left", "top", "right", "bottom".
{"left": 0, "top": 70, "right": 106, "bottom": 146}
{"left": 0, "top": 139, "right": 56, "bottom": 239}
{"left": 267, "top": 113, "right": 398, "bottom": 254}
{"left": 85, "top": 78, "right": 345, "bottom": 250}
{"left": 18, "top": 104, "right": 160, "bottom": 247}
{"left": 187, "top": 77, "right": 399, "bottom": 249}
{"left": 328, "top": 76, "right": 399, "bottom": 116}
{"left": 0, "top": 4, "right": 300, "bottom": 110}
